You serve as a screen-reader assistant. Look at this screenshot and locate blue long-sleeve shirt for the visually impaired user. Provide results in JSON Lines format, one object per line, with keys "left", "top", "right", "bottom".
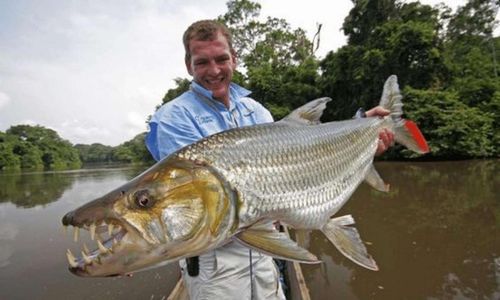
{"left": 146, "top": 81, "right": 273, "bottom": 161}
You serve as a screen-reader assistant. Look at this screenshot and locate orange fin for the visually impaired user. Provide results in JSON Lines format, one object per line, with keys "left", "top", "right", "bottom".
{"left": 394, "top": 119, "right": 430, "bottom": 154}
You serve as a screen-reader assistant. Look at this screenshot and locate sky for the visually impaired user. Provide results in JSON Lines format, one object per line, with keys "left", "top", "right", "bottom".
{"left": 0, "top": 0, "right": 494, "bottom": 146}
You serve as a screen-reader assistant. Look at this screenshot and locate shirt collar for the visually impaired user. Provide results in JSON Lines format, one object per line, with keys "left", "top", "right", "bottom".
{"left": 190, "top": 81, "right": 252, "bottom": 110}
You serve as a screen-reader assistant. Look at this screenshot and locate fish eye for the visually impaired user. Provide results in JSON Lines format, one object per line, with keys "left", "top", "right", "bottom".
{"left": 133, "top": 189, "right": 155, "bottom": 208}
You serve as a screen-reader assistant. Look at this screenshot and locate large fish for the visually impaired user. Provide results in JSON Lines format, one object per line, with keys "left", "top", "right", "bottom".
{"left": 62, "top": 75, "right": 429, "bottom": 277}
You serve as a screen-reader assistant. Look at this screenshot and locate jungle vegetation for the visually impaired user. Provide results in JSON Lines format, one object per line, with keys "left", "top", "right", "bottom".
{"left": 163, "top": 0, "right": 500, "bottom": 160}
{"left": 1, "top": 0, "right": 498, "bottom": 170}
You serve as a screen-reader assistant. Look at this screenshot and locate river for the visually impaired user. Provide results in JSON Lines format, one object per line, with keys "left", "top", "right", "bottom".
{"left": 0, "top": 161, "right": 498, "bottom": 299}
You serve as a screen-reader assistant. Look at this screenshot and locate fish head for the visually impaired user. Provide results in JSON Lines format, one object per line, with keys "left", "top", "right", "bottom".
{"left": 61, "top": 158, "right": 236, "bottom": 277}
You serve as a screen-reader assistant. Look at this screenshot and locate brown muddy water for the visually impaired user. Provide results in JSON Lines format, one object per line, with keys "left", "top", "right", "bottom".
{"left": 0, "top": 161, "right": 498, "bottom": 300}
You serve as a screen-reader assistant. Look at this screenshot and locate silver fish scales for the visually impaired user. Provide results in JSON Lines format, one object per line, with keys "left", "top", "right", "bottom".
{"left": 176, "top": 115, "right": 382, "bottom": 229}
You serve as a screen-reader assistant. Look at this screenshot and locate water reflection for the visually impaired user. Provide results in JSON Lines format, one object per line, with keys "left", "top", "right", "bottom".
{"left": 0, "top": 161, "right": 498, "bottom": 299}
{"left": 303, "top": 160, "right": 500, "bottom": 300}
{"left": 0, "top": 166, "right": 145, "bottom": 208}
{"left": 0, "top": 171, "right": 73, "bottom": 208}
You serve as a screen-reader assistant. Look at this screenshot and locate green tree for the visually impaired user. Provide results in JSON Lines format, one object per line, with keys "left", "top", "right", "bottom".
{"left": 112, "top": 133, "right": 155, "bottom": 164}
{"left": 402, "top": 87, "right": 495, "bottom": 158}
{"left": 0, "top": 131, "right": 21, "bottom": 171}
{"left": 75, "top": 143, "right": 114, "bottom": 163}
{"left": 13, "top": 141, "right": 44, "bottom": 170}
{"left": 320, "top": 0, "right": 446, "bottom": 120}
{"left": 5, "top": 125, "right": 81, "bottom": 170}
{"left": 342, "top": 0, "right": 399, "bottom": 45}
{"left": 220, "top": 0, "right": 322, "bottom": 119}
{"left": 159, "top": 78, "right": 191, "bottom": 106}
{"left": 442, "top": 0, "right": 499, "bottom": 156}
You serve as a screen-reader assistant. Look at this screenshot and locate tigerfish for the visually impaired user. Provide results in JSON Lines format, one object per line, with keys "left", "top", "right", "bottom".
{"left": 62, "top": 75, "right": 429, "bottom": 277}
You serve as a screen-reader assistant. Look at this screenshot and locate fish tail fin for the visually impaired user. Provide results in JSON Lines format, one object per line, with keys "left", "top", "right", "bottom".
{"left": 380, "top": 75, "right": 430, "bottom": 154}
{"left": 321, "top": 215, "right": 379, "bottom": 271}
{"left": 394, "top": 120, "right": 430, "bottom": 154}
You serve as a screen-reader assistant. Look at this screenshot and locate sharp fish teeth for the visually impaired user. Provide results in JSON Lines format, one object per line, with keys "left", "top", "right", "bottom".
{"left": 108, "top": 224, "right": 114, "bottom": 236}
{"left": 81, "top": 251, "right": 92, "bottom": 264}
{"left": 73, "top": 227, "right": 80, "bottom": 242}
{"left": 97, "top": 239, "right": 109, "bottom": 254}
{"left": 66, "top": 249, "right": 78, "bottom": 268}
{"left": 90, "top": 224, "right": 96, "bottom": 240}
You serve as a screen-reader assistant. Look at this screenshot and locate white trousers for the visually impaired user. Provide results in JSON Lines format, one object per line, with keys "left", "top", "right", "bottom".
{"left": 180, "top": 241, "right": 286, "bottom": 300}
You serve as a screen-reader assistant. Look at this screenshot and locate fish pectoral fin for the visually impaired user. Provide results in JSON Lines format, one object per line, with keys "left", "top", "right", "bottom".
{"left": 235, "top": 228, "right": 320, "bottom": 264}
{"left": 365, "top": 164, "right": 390, "bottom": 192}
{"left": 321, "top": 215, "right": 379, "bottom": 271}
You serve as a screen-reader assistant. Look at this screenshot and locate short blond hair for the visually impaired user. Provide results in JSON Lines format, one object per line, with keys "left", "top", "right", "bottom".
{"left": 183, "top": 20, "right": 234, "bottom": 62}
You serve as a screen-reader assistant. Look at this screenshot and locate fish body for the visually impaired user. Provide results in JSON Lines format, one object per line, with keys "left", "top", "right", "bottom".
{"left": 180, "top": 112, "right": 383, "bottom": 229}
{"left": 62, "top": 75, "right": 429, "bottom": 277}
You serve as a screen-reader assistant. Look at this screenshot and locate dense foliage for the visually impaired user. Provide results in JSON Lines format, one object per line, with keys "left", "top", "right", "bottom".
{"left": 0, "top": 125, "right": 81, "bottom": 171}
{"left": 75, "top": 133, "right": 155, "bottom": 165}
{"left": 160, "top": 0, "right": 498, "bottom": 159}
{"left": 0, "top": 126, "right": 154, "bottom": 171}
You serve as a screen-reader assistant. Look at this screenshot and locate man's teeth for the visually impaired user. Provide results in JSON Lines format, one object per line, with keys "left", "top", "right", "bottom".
{"left": 207, "top": 78, "right": 223, "bottom": 84}
{"left": 64, "top": 222, "right": 123, "bottom": 268}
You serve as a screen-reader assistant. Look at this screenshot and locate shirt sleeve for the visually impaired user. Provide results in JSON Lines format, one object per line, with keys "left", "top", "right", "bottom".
{"left": 241, "top": 97, "right": 274, "bottom": 123}
{"left": 254, "top": 102, "right": 274, "bottom": 123}
{"left": 145, "top": 105, "right": 203, "bottom": 161}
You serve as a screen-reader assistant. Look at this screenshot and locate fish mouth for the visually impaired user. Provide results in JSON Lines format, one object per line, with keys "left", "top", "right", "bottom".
{"left": 62, "top": 215, "right": 129, "bottom": 276}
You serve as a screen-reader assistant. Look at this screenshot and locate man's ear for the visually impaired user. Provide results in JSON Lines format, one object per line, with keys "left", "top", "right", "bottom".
{"left": 231, "top": 49, "right": 237, "bottom": 69}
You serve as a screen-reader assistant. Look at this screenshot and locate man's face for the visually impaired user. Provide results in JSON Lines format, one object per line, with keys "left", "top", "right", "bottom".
{"left": 186, "top": 32, "right": 236, "bottom": 105}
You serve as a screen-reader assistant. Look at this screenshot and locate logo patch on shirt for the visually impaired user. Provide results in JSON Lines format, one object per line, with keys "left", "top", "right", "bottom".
{"left": 195, "top": 115, "right": 215, "bottom": 125}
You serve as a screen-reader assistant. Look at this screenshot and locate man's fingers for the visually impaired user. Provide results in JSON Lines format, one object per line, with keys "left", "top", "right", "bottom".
{"left": 388, "top": 130, "right": 395, "bottom": 146}
{"left": 366, "top": 106, "right": 390, "bottom": 118}
{"left": 375, "top": 129, "right": 395, "bottom": 156}
{"left": 375, "top": 139, "right": 387, "bottom": 156}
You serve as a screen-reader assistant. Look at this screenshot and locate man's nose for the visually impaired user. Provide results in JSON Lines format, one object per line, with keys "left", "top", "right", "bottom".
{"left": 207, "top": 61, "right": 220, "bottom": 75}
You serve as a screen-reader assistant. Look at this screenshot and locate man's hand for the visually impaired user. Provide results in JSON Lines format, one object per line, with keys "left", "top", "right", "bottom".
{"left": 365, "top": 106, "right": 395, "bottom": 156}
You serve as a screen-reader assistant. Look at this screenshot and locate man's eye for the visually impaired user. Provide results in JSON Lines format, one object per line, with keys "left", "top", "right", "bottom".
{"left": 216, "top": 57, "right": 230, "bottom": 64}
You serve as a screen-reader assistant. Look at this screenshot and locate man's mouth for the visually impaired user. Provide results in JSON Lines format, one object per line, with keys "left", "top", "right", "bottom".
{"left": 205, "top": 77, "right": 224, "bottom": 86}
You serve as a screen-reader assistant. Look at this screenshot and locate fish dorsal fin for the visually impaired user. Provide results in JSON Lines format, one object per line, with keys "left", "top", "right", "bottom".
{"left": 321, "top": 215, "right": 379, "bottom": 271}
{"left": 281, "top": 97, "right": 332, "bottom": 125}
{"left": 235, "top": 224, "right": 320, "bottom": 263}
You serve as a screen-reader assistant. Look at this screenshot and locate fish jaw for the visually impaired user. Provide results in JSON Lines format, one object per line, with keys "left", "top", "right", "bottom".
{"left": 61, "top": 158, "right": 237, "bottom": 277}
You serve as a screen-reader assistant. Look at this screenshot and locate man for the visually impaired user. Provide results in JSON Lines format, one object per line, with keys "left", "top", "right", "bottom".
{"left": 146, "top": 20, "right": 393, "bottom": 300}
